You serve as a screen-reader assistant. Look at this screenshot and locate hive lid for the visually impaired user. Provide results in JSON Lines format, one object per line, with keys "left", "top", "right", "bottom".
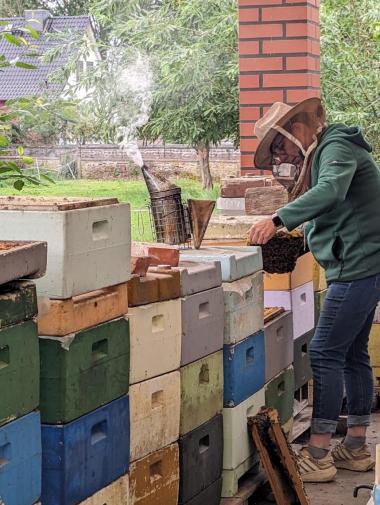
{"left": 0, "top": 196, "right": 119, "bottom": 211}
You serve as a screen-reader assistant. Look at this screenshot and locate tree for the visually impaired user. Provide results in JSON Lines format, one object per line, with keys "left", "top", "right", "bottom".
{"left": 0, "top": 0, "right": 92, "bottom": 17}
{"left": 92, "top": 0, "right": 239, "bottom": 189}
{"left": 321, "top": 0, "right": 380, "bottom": 161}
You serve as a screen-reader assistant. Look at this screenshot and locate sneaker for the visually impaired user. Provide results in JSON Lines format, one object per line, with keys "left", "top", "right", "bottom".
{"left": 332, "top": 442, "right": 375, "bottom": 472}
{"left": 297, "top": 447, "right": 337, "bottom": 483}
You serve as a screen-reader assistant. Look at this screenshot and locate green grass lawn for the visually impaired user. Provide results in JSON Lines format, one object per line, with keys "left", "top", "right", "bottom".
{"left": 0, "top": 178, "right": 219, "bottom": 241}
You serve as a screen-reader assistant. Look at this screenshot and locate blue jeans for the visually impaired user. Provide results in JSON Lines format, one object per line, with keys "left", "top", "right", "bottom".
{"left": 310, "top": 273, "right": 380, "bottom": 434}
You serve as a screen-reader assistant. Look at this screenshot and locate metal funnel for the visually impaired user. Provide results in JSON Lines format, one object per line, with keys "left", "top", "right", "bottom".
{"left": 188, "top": 199, "right": 215, "bottom": 249}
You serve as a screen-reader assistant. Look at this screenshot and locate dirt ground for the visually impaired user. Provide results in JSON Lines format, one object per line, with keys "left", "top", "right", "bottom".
{"left": 251, "top": 413, "right": 380, "bottom": 505}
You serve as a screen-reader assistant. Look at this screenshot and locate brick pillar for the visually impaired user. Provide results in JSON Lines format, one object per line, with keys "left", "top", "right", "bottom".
{"left": 239, "top": 0, "right": 320, "bottom": 174}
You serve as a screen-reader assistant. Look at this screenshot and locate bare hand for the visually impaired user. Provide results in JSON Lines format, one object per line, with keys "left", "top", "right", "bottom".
{"left": 248, "top": 218, "right": 277, "bottom": 245}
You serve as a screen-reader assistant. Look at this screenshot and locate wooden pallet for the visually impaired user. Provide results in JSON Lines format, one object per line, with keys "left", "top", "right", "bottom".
{"left": 220, "top": 470, "right": 267, "bottom": 505}
{"left": 264, "top": 307, "right": 285, "bottom": 324}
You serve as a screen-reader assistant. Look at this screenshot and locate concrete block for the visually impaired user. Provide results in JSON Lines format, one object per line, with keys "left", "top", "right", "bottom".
{"left": 293, "top": 330, "right": 313, "bottom": 391}
{"left": 78, "top": 474, "right": 129, "bottom": 505}
{"left": 264, "top": 253, "right": 313, "bottom": 291}
{"left": 313, "top": 259, "right": 327, "bottom": 292}
{"left": 181, "top": 247, "right": 262, "bottom": 282}
{"left": 0, "top": 240, "right": 47, "bottom": 286}
{"left": 265, "top": 366, "right": 295, "bottom": 425}
{"left": 245, "top": 186, "right": 288, "bottom": 216}
{"left": 264, "top": 281, "right": 314, "bottom": 339}
{"left": 181, "top": 477, "right": 222, "bottom": 505}
{"left": 224, "top": 331, "right": 265, "bottom": 407}
{"left": 217, "top": 197, "right": 246, "bottom": 216}
{"left": 39, "top": 317, "right": 130, "bottom": 424}
{"left": 180, "top": 351, "right": 223, "bottom": 436}
{"left": 179, "top": 414, "right": 223, "bottom": 504}
{"left": 38, "top": 283, "right": 129, "bottom": 336}
{"left": 223, "top": 389, "right": 265, "bottom": 470}
{"left": 369, "top": 324, "right": 380, "bottom": 367}
{"left": 132, "top": 242, "right": 180, "bottom": 267}
{"left": 0, "top": 203, "right": 131, "bottom": 299}
{"left": 0, "top": 280, "right": 37, "bottom": 328}
{"left": 221, "top": 454, "right": 260, "bottom": 498}
{"left": 130, "top": 371, "right": 180, "bottom": 462}
{"left": 177, "top": 261, "right": 222, "bottom": 296}
{"left": 314, "top": 289, "right": 327, "bottom": 325}
{"left": 264, "top": 311, "right": 293, "bottom": 382}
{"left": 128, "top": 299, "right": 181, "bottom": 384}
{"left": 129, "top": 443, "right": 179, "bottom": 505}
{"left": 181, "top": 287, "right": 224, "bottom": 366}
{"left": 0, "top": 320, "right": 39, "bottom": 427}
{"left": 223, "top": 272, "right": 264, "bottom": 345}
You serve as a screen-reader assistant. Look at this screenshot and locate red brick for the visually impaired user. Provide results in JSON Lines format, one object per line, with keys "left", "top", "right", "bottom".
{"left": 263, "top": 39, "right": 308, "bottom": 54}
{"left": 262, "top": 6, "right": 307, "bottom": 22}
{"left": 241, "top": 154, "right": 255, "bottom": 168}
{"left": 240, "top": 89, "right": 284, "bottom": 105}
{"left": 308, "top": 5, "right": 319, "bottom": 23}
{"left": 310, "top": 39, "right": 320, "bottom": 55}
{"left": 239, "top": 8, "right": 259, "bottom": 22}
{"left": 131, "top": 243, "right": 180, "bottom": 267}
{"left": 239, "top": 23, "right": 284, "bottom": 39}
{"left": 240, "top": 74, "right": 260, "bottom": 89}
{"left": 239, "top": 40, "right": 260, "bottom": 55}
{"left": 240, "top": 123, "right": 255, "bottom": 137}
{"left": 286, "top": 23, "right": 309, "bottom": 38}
{"left": 240, "top": 107, "right": 261, "bottom": 121}
{"left": 286, "top": 56, "right": 320, "bottom": 71}
{"left": 131, "top": 256, "right": 151, "bottom": 276}
{"left": 311, "top": 73, "right": 321, "bottom": 88}
{"left": 286, "top": 89, "right": 320, "bottom": 104}
{"left": 263, "top": 72, "right": 311, "bottom": 88}
{"left": 240, "top": 138, "right": 260, "bottom": 152}
{"left": 240, "top": 0, "right": 282, "bottom": 4}
{"left": 239, "top": 56, "right": 283, "bottom": 72}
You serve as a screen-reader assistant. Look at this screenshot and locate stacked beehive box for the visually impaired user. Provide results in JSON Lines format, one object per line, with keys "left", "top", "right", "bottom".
{"left": 0, "top": 197, "right": 132, "bottom": 505}
{"left": 127, "top": 260, "right": 181, "bottom": 505}
{"left": 264, "top": 253, "right": 315, "bottom": 426}
{"left": 181, "top": 247, "right": 264, "bottom": 499}
{"left": 0, "top": 241, "right": 47, "bottom": 505}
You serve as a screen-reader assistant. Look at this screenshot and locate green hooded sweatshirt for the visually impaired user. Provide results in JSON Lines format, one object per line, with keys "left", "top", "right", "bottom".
{"left": 277, "top": 124, "right": 380, "bottom": 283}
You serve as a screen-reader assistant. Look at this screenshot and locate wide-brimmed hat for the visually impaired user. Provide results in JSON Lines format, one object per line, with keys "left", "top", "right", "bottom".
{"left": 254, "top": 97, "right": 325, "bottom": 169}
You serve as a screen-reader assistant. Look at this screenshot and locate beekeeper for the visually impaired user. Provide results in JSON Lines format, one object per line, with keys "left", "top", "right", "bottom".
{"left": 249, "top": 98, "right": 380, "bottom": 483}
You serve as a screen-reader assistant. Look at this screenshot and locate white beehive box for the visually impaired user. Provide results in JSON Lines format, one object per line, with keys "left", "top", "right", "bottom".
{"left": 0, "top": 197, "right": 131, "bottom": 299}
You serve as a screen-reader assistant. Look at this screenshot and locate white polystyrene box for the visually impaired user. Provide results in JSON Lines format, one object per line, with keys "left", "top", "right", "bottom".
{"left": 128, "top": 299, "right": 181, "bottom": 385}
{"left": 130, "top": 371, "right": 180, "bottom": 462}
{"left": 0, "top": 204, "right": 131, "bottom": 299}
{"left": 223, "top": 388, "right": 265, "bottom": 470}
{"left": 217, "top": 197, "right": 246, "bottom": 216}
{"left": 264, "top": 281, "right": 314, "bottom": 339}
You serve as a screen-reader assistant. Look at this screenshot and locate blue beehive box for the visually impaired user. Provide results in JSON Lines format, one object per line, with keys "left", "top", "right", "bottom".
{"left": 0, "top": 411, "right": 41, "bottom": 505}
{"left": 41, "top": 394, "right": 130, "bottom": 505}
{"left": 223, "top": 330, "right": 265, "bottom": 407}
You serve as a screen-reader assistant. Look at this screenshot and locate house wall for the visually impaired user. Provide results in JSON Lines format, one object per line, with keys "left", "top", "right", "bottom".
{"left": 238, "top": 0, "right": 321, "bottom": 174}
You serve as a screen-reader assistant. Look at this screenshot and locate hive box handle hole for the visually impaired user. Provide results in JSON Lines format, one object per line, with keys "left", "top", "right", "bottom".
{"left": 150, "top": 461, "right": 162, "bottom": 482}
{"left": 91, "top": 420, "right": 107, "bottom": 445}
{"left": 246, "top": 405, "right": 256, "bottom": 417}
{"left": 199, "top": 435, "right": 210, "bottom": 454}
{"left": 151, "top": 390, "right": 164, "bottom": 408}
{"left": 199, "top": 364, "right": 210, "bottom": 384}
{"left": 246, "top": 347, "right": 255, "bottom": 364}
{"left": 276, "top": 326, "right": 284, "bottom": 341}
{"left": 198, "top": 302, "right": 210, "bottom": 319}
{"left": 92, "top": 220, "right": 109, "bottom": 240}
{"left": 278, "top": 381, "right": 285, "bottom": 396}
{"left": 302, "top": 343, "right": 308, "bottom": 356}
{"left": 0, "top": 442, "right": 10, "bottom": 468}
{"left": 152, "top": 314, "right": 164, "bottom": 333}
{"left": 300, "top": 293, "right": 307, "bottom": 304}
{"left": 92, "top": 339, "right": 108, "bottom": 363}
{"left": 0, "top": 345, "right": 9, "bottom": 369}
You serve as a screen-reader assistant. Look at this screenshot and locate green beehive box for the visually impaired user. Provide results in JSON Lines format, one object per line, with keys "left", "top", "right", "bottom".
{"left": 39, "top": 317, "right": 130, "bottom": 424}
{"left": 265, "top": 366, "right": 295, "bottom": 425}
{"left": 0, "top": 281, "right": 37, "bottom": 328}
{"left": 314, "top": 289, "right": 327, "bottom": 325}
{"left": 0, "top": 319, "right": 39, "bottom": 426}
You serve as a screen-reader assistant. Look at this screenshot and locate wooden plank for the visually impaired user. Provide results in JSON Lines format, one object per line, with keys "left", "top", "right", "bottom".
{"left": 0, "top": 196, "right": 118, "bottom": 211}
{"left": 264, "top": 307, "right": 285, "bottom": 324}
{"left": 289, "top": 407, "right": 312, "bottom": 443}
{"left": 248, "top": 408, "right": 310, "bottom": 505}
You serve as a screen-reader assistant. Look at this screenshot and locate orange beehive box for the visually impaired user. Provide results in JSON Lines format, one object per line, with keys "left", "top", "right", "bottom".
{"left": 264, "top": 252, "right": 313, "bottom": 291}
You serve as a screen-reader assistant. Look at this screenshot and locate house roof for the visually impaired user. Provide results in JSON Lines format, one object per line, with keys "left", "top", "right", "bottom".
{"left": 0, "top": 14, "right": 93, "bottom": 100}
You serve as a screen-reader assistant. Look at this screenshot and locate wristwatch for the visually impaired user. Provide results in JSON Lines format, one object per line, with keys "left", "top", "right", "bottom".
{"left": 271, "top": 213, "right": 283, "bottom": 228}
